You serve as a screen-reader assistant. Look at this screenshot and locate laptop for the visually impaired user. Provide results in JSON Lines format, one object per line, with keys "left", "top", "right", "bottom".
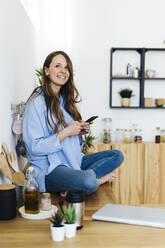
{"left": 92, "top": 203, "right": 165, "bottom": 228}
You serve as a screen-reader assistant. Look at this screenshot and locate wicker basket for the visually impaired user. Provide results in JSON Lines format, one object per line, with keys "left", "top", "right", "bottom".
{"left": 144, "top": 98, "right": 153, "bottom": 107}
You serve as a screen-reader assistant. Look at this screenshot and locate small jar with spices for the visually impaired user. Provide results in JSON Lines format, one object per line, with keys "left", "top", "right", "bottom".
{"left": 155, "top": 127, "right": 161, "bottom": 143}
{"left": 134, "top": 129, "right": 142, "bottom": 143}
{"left": 124, "top": 129, "right": 132, "bottom": 144}
{"left": 40, "top": 193, "right": 52, "bottom": 211}
{"left": 161, "top": 129, "right": 165, "bottom": 143}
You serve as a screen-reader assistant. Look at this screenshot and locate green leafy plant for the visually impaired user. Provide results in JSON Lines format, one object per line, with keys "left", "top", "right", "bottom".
{"left": 82, "top": 131, "right": 96, "bottom": 154}
{"left": 118, "top": 88, "right": 135, "bottom": 98}
{"left": 35, "top": 68, "right": 43, "bottom": 86}
{"left": 49, "top": 212, "right": 64, "bottom": 227}
{"left": 63, "top": 204, "right": 76, "bottom": 224}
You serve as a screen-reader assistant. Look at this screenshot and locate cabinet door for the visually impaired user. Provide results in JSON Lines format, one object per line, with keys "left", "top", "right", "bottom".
{"left": 111, "top": 143, "right": 145, "bottom": 205}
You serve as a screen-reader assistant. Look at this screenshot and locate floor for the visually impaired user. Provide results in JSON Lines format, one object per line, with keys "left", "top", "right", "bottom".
{"left": 1, "top": 183, "right": 165, "bottom": 248}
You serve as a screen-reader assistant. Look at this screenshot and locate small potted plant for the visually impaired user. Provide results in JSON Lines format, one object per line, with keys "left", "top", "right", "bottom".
{"left": 49, "top": 212, "right": 64, "bottom": 242}
{"left": 63, "top": 204, "right": 76, "bottom": 238}
{"left": 82, "top": 131, "right": 96, "bottom": 154}
{"left": 118, "top": 88, "right": 135, "bottom": 107}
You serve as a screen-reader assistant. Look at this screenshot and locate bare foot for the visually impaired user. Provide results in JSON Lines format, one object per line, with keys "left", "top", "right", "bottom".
{"left": 98, "top": 173, "right": 118, "bottom": 185}
{"left": 60, "top": 192, "right": 67, "bottom": 197}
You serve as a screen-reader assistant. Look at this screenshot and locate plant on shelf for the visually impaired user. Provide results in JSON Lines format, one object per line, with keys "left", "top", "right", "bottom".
{"left": 82, "top": 131, "right": 96, "bottom": 154}
{"left": 35, "top": 68, "right": 43, "bottom": 86}
{"left": 118, "top": 88, "right": 135, "bottom": 107}
{"left": 49, "top": 212, "right": 65, "bottom": 242}
{"left": 63, "top": 204, "right": 77, "bottom": 238}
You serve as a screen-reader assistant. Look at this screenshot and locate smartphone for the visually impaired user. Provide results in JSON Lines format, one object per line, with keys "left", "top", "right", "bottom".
{"left": 85, "top": 115, "right": 98, "bottom": 123}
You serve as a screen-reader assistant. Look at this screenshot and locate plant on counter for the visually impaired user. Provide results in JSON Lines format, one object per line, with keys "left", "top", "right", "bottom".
{"left": 49, "top": 212, "right": 65, "bottom": 242}
{"left": 63, "top": 204, "right": 77, "bottom": 238}
{"left": 82, "top": 131, "right": 96, "bottom": 154}
{"left": 118, "top": 88, "right": 135, "bottom": 107}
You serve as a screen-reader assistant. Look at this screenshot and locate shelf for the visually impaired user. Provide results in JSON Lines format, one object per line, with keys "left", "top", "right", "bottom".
{"left": 112, "top": 77, "right": 141, "bottom": 80}
{"left": 111, "top": 106, "right": 165, "bottom": 109}
{"left": 144, "top": 78, "right": 165, "bottom": 80}
{"left": 110, "top": 47, "right": 165, "bottom": 109}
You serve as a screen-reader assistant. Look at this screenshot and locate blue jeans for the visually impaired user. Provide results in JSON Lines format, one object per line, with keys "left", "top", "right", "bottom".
{"left": 45, "top": 150, "right": 124, "bottom": 195}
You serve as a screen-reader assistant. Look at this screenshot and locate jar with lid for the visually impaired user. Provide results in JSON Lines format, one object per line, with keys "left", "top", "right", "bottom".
{"left": 124, "top": 129, "right": 132, "bottom": 144}
{"left": 102, "top": 118, "right": 112, "bottom": 144}
{"left": 40, "top": 193, "right": 52, "bottom": 211}
{"left": 161, "top": 129, "right": 165, "bottom": 143}
{"left": 134, "top": 129, "right": 142, "bottom": 143}
{"left": 24, "top": 167, "right": 40, "bottom": 214}
{"left": 115, "top": 129, "right": 123, "bottom": 143}
{"left": 155, "top": 127, "right": 161, "bottom": 143}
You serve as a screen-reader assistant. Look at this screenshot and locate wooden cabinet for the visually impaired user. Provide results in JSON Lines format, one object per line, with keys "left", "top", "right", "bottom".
{"left": 89, "top": 142, "right": 165, "bottom": 205}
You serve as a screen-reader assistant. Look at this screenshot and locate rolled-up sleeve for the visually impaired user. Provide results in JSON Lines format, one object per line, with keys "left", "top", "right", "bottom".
{"left": 23, "top": 97, "right": 62, "bottom": 156}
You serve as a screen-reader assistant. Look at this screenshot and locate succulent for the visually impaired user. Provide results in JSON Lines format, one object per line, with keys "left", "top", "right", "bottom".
{"left": 49, "top": 212, "right": 64, "bottom": 227}
{"left": 63, "top": 204, "right": 76, "bottom": 224}
{"left": 118, "top": 88, "right": 135, "bottom": 98}
{"left": 82, "top": 131, "right": 96, "bottom": 154}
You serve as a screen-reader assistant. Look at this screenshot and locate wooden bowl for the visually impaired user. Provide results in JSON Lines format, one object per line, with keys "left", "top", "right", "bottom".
{"left": 155, "top": 98, "right": 165, "bottom": 107}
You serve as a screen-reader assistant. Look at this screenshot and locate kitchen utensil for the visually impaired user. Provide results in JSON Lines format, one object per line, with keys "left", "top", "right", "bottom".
{"left": 7, "top": 150, "right": 19, "bottom": 172}
{"left": 12, "top": 171, "right": 25, "bottom": 186}
{"left": 0, "top": 152, "right": 13, "bottom": 182}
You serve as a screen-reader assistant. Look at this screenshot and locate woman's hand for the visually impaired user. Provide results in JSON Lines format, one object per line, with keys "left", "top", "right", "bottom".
{"left": 79, "top": 120, "right": 90, "bottom": 135}
{"left": 58, "top": 121, "right": 83, "bottom": 141}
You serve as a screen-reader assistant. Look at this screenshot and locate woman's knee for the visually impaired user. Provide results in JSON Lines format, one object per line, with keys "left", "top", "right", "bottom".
{"left": 82, "top": 170, "right": 99, "bottom": 195}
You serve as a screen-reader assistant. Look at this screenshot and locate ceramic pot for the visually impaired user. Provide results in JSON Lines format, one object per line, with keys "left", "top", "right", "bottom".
{"left": 50, "top": 224, "right": 65, "bottom": 242}
{"left": 121, "top": 98, "right": 130, "bottom": 107}
{"left": 64, "top": 223, "right": 77, "bottom": 238}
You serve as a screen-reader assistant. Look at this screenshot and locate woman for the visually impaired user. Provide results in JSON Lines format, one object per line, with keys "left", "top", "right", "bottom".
{"left": 23, "top": 51, "right": 124, "bottom": 194}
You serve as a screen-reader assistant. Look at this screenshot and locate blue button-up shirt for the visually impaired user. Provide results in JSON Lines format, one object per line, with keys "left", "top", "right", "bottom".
{"left": 23, "top": 90, "right": 84, "bottom": 192}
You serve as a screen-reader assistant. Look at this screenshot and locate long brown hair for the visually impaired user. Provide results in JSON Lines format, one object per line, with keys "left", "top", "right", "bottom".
{"left": 28, "top": 51, "right": 82, "bottom": 133}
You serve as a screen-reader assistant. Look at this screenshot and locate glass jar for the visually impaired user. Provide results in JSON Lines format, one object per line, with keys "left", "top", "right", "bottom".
{"left": 24, "top": 167, "right": 40, "bottom": 214}
{"left": 155, "top": 127, "right": 161, "bottom": 143}
{"left": 134, "top": 129, "right": 142, "bottom": 143}
{"left": 161, "top": 129, "right": 165, "bottom": 143}
{"left": 124, "top": 129, "right": 132, "bottom": 144}
{"left": 103, "top": 129, "right": 111, "bottom": 144}
{"left": 40, "top": 193, "right": 52, "bottom": 211}
{"left": 102, "top": 118, "right": 112, "bottom": 144}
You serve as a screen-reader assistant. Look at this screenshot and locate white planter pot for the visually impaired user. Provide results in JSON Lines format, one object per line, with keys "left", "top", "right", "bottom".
{"left": 64, "top": 223, "right": 77, "bottom": 238}
{"left": 50, "top": 224, "right": 65, "bottom": 242}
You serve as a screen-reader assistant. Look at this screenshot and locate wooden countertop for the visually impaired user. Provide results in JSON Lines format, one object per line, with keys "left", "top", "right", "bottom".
{"left": 1, "top": 184, "right": 165, "bottom": 248}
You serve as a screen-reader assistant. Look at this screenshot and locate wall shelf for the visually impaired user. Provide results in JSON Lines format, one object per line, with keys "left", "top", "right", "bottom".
{"left": 110, "top": 47, "right": 165, "bottom": 109}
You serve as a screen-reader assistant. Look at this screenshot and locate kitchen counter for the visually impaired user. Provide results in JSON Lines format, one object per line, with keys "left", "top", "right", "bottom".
{"left": 1, "top": 184, "right": 165, "bottom": 248}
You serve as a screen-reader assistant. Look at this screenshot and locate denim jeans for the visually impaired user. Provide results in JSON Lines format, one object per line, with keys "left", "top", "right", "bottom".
{"left": 45, "top": 150, "right": 124, "bottom": 195}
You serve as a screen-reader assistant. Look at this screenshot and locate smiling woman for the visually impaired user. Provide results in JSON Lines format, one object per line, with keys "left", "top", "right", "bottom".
{"left": 22, "top": 50, "right": 124, "bottom": 195}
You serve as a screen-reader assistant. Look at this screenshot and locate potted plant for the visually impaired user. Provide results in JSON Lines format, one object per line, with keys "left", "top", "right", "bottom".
{"left": 118, "top": 88, "right": 135, "bottom": 107}
{"left": 63, "top": 204, "right": 77, "bottom": 238}
{"left": 82, "top": 131, "right": 96, "bottom": 154}
{"left": 49, "top": 212, "right": 65, "bottom": 242}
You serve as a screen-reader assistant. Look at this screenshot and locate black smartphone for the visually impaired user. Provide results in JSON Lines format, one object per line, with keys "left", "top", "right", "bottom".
{"left": 85, "top": 115, "right": 98, "bottom": 123}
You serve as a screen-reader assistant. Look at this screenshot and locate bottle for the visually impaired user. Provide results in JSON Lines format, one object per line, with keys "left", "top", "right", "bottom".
{"left": 155, "top": 127, "right": 161, "bottom": 144}
{"left": 24, "top": 167, "right": 40, "bottom": 214}
{"left": 103, "top": 129, "right": 111, "bottom": 144}
{"left": 40, "top": 193, "right": 52, "bottom": 211}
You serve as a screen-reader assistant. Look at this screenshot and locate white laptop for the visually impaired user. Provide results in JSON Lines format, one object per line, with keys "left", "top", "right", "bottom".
{"left": 92, "top": 203, "right": 165, "bottom": 228}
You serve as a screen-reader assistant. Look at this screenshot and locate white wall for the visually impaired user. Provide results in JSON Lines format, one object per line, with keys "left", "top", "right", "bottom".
{"left": 0, "top": 0, "right": 36, "bottom": 182}
{"left": 70, "top": 0, "right": 165, "bottom": 142}
{"left": 38, "top": 0, "right": 165, "bottom": 142}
